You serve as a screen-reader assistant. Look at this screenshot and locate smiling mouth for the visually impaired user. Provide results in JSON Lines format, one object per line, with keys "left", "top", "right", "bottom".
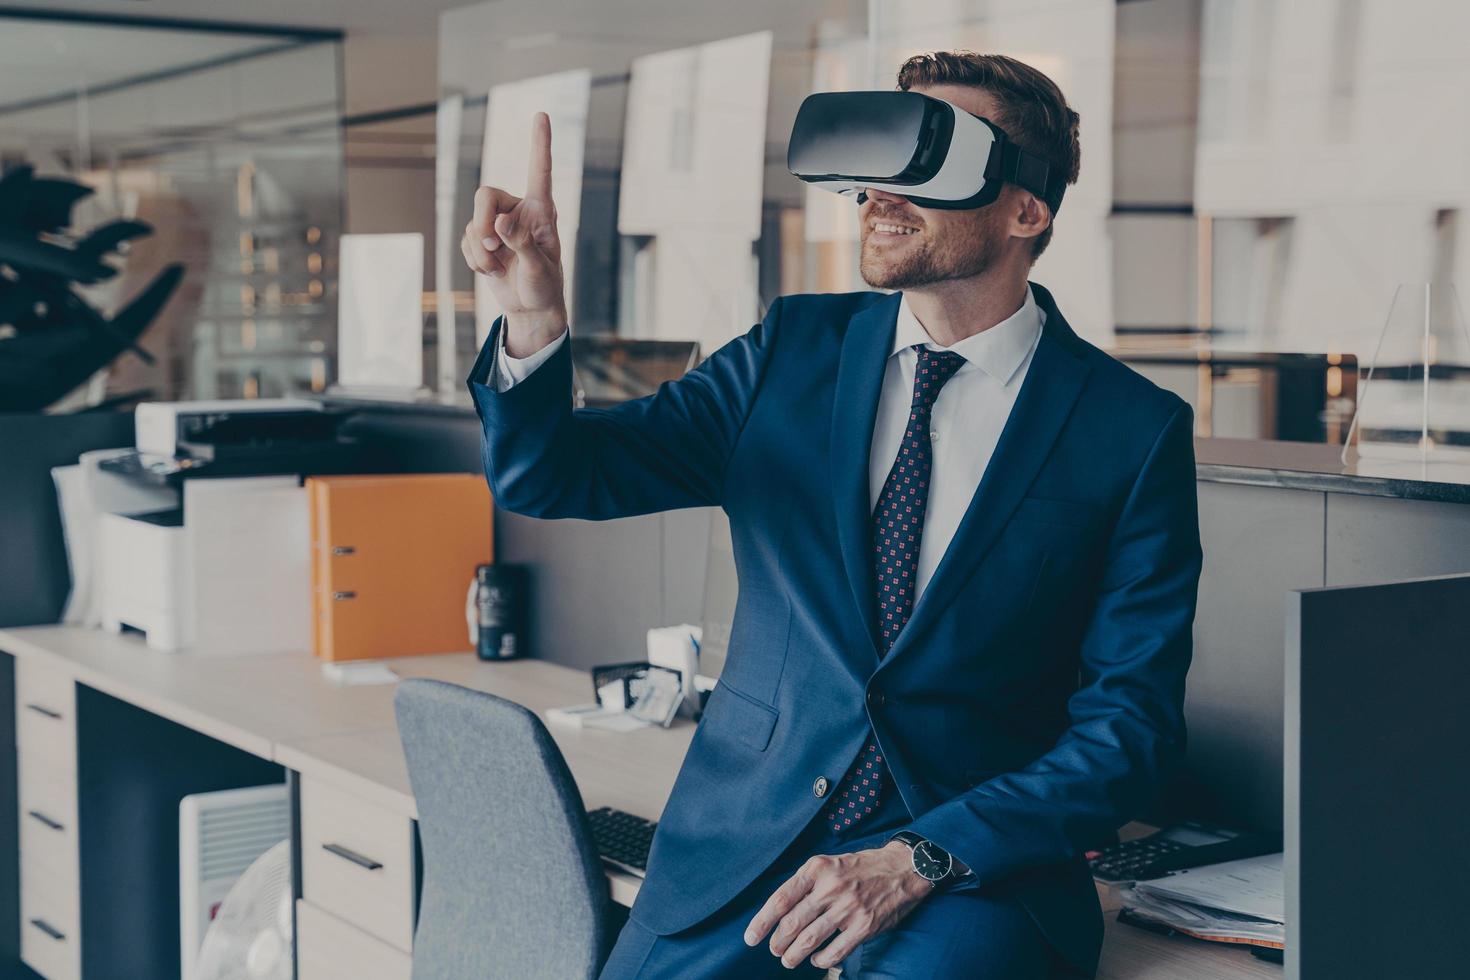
{"left": 870, "top": 221, "right": 922, "bottom": 236}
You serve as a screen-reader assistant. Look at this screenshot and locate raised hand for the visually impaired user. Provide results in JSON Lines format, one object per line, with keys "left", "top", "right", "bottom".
{"left": 461, "top": 111, "right": 567, "bottom": 356}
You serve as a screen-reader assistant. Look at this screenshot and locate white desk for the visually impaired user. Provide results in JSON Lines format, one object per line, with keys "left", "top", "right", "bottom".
{"left": 1, "top": 625, "right": 1279, "bottom": 979}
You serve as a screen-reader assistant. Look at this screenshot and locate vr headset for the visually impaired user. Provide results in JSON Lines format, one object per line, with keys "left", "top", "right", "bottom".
{"left": 787, "top": 91, "right": 1067, "bottom": 216}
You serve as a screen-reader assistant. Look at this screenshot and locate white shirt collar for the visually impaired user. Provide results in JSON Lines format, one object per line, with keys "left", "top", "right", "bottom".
{"left": 891, "top": 285, "right": 1045, "bottom": 386}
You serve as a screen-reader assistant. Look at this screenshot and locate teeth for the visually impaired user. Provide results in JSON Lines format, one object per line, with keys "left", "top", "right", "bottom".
{"left": 874, "top": 223, "right": 919, "bottom": 235}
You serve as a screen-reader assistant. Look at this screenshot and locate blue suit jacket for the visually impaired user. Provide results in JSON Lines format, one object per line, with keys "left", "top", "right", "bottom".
{"left": 468, "top": 283, "right": 1202, "bottom": 974}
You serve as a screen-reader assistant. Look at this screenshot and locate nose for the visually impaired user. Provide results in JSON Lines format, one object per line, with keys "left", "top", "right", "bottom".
{"left": 861, "top": 187, "right": 908, "bottom": 206}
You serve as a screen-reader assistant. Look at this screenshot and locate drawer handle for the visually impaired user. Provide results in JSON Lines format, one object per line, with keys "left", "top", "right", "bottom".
{"left": 27, "top": 810, "right": 64, "bottom": 832}
{"left": 322, "top": 842, "right": 383, "bottom": 871}
{"left": 29, "top": 918, "right": 65, "bottom": 942}
{"left": 24, "top": 703, "right": 62, "bottom": 720}
{"left": 332, "top": 591, "right": 357, "bottom": 601}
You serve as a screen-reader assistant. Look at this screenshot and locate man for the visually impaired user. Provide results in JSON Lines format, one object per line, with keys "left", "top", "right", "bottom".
{"left": 462, "top": 52, "right": 1201, "bottom": 978}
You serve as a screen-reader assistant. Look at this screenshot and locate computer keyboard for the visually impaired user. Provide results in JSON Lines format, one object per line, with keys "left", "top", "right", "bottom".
{"left": 587, "top": 806, "right": 657, "bottom": 877}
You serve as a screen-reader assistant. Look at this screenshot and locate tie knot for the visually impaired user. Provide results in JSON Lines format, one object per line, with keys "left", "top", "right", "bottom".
{"left": 909, "top": 345, "right": 966, "bottom": 411}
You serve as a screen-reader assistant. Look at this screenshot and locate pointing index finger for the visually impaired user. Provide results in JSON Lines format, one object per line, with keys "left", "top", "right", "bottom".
{"left": 526, "top": 111, "right": 553, "bottom": 201}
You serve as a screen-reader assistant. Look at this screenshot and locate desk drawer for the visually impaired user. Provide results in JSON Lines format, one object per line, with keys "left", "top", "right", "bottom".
{"left": 18, "top": 737, "right": 78, "bottom": 831}
{"left": 20, "top": 867, "right": 80, "bottom": 980}
{"left": 15, "top": 659, "right": 77, "bottom": 766}
{"left": 296, "top": 899, "right": 412, "bottom": 980}
{"left": 17, "top": 786, "right": 78, "bottom": 887}
{"left": 300, "top": 777, "right": 416, "bottom": 951}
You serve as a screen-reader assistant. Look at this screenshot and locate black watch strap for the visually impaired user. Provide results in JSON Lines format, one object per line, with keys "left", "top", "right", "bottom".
{"left": 889, "top": 831, "right": 963, "bottom": 889}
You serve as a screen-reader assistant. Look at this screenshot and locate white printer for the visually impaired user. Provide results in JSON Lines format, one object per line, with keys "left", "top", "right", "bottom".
{"left": 84, "top": 399, "right": 330, "bottom": 654}
{"left": 99, "top": 476, "right": 311, "bottom": 654}
{"left": 134, "top": 398, "right": 325, "bottom": 457}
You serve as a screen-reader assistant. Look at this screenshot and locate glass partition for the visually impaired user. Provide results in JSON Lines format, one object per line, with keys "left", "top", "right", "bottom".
{"left": 0, "top": 13, "right": 344, "bottom": 406}
{"left": 429, "top": 0, "right": 1470, "bottom": 445}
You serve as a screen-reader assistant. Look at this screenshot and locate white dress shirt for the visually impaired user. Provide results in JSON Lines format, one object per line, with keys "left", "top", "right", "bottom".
{"left": 491, "top": 325, "right": 566, "bottom": 391}
{"left": 869, "top": 287, "right": 1044, "bottom": 601}
{"left": 488, "top": 287, "right": 1045, "bottom": 601}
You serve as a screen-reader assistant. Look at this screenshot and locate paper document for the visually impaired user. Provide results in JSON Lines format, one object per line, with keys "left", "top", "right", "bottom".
{"left": 1119, "top": 888, "right": 1284, "bottom": 946}
{"left": 321, "top": 661, "right": 400, "bottom": 686}
{"left": 53, "top": 449, "right": 180, "bottom": 627}
{"left": 1135, "top": 852, "right": 1284, "bottom": 923}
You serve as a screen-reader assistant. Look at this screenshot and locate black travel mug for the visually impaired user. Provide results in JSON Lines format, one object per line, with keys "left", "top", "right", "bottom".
{"left": 475, "top": 563, "right": 528, "bottom": 660}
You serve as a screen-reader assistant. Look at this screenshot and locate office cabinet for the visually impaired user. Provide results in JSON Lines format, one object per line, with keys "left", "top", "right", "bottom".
{"left": 8, "top": 660, "right": 285, "bottom": 980}
{"left": 296, "top": 899, "right": 412, "bottom": 980}
{"left": 1325, "top": 492, "right": 1470, "bottom": 586}
{"left": 299, "top": 775, "right": 417, "bottom": 953}
{"left": 15, "top": 659, "right": 80, "bottom": 980}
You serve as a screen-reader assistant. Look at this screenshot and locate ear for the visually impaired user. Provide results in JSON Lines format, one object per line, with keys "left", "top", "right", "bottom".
{"left": 1009, "top": 189, "right": 1051, "bottom": 243}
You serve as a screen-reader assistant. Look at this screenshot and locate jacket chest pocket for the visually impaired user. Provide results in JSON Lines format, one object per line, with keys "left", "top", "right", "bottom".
{"left": 701, "top": 681, "right": 780, "bottom": 752}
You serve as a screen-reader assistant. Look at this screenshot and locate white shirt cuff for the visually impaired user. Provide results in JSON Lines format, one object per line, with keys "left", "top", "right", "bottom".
{"left": 493, "top": 325, "right": 567, "bottom": 392}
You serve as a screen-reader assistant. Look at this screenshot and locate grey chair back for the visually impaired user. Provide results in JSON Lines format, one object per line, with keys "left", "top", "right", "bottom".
{"left": 395, "top": 678, "right": 614, "bottom": 979}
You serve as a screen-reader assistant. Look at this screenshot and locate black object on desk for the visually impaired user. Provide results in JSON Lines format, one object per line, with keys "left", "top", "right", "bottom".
{"left": 1088, "top": 821, "right": 1281, "bottom": 883}
{"left": 587, "top": 806, "right": 657, "bottom": 877}
{"left": 475, "top": 563, "right": 528, "bottom": 660}
{"left": 97, "top": 409, "right": 367, "bottom": 488}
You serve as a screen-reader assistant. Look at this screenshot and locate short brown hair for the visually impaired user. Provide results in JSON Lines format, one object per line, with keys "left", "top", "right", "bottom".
{"left": 897, "top": 51, "right": 1080, "bottom": 260}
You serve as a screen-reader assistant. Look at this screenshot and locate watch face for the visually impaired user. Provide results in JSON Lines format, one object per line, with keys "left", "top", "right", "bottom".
{"left": 911, "top": 840, "right": 954, "bottom": 882}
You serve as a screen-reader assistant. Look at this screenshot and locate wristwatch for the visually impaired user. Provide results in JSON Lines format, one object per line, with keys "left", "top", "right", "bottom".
{"left": 888, "top": 831, "right": 966, "bottom": 890}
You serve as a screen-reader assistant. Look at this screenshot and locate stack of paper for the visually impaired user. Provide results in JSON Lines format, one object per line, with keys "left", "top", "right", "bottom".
{"left": 1118, "top": 852, "right": 1285, "bottom": 949}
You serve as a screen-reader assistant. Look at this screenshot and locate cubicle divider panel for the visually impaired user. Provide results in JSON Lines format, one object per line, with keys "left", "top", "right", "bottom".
{"left": 1177, "top": 481, "right": 1326, "bottom": 834}
{"left": 76, "top": 685, "right": 283, "bottom": 980}
{"left": 1286, "top": 573, "right": 1470, "bottom": 980}
{"left": 0, "top": 412, "right": 134, "bottom": 630}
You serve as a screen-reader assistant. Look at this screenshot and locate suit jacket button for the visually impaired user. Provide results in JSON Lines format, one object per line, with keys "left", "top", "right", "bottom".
{"left": 813, "top": 776, "right": 829, "bottom": 798}
{"left": 866, "top": 689, "right": 886, "bottom": 708}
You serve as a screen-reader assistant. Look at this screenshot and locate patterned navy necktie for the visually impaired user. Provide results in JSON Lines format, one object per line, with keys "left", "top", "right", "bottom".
{"left": 822, "top": 344, "right": 967, "bottom": 833}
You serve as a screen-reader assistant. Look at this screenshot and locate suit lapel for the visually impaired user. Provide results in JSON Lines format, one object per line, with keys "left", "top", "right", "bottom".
{"left": 830, "top": 291, "right": 901, "bottom": 663}
{"left": 880, "top": 285, "right": 1091, "bottom": 667}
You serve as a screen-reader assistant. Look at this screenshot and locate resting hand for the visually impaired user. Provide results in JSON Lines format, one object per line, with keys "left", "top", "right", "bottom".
{"left": 743, "top": 842, "right": 931, "bottom": 970}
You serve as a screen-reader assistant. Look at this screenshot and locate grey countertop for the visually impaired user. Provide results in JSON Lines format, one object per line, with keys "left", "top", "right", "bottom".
{"left": 1195, "top": 438, "right": 1470, "bottom": 503}
{"left": 322, "top": 395, "right": 1470, "bottom": 504}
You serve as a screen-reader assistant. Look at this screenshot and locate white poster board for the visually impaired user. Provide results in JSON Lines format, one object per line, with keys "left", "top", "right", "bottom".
{"left": 617, "top": 31, "right": 773, "bottom": 353}
{"left": 337, "top": 233, "right": 424, "bottom": 391}
{"left": 434, "top": 93, "right": 464, "bottom": 392}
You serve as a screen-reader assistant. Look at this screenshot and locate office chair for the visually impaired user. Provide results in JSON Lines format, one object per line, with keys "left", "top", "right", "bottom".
{"left": 395, "top": 678, "right": 616, "bottom": 979}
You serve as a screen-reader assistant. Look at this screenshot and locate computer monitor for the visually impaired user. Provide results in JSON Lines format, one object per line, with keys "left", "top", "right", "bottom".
{"left": 570, "top": 337, "right": 700, "bottom": 408}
